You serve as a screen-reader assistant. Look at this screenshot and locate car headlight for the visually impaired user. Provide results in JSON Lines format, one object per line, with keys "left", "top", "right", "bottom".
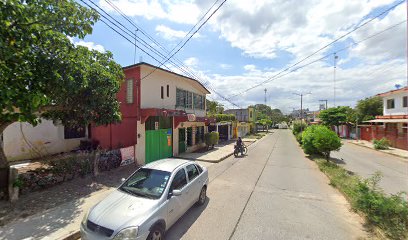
{"left": 114, "top": 227, "right": 139, "bottom": 240}
{"left": 81, "top": 209, "right": 90, "bottom": 226}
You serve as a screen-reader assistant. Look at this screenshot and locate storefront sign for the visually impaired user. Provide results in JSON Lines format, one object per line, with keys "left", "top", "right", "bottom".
{"left": 120, "top": 146, "right": 135, "bottom": 166}
{"left": 187, "top": 114, "right": 196, "bottom": 122}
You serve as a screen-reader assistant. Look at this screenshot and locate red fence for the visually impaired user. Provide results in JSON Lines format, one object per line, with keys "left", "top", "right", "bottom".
{"left": 360, "top": 125, "right": 408, "bottom": 150}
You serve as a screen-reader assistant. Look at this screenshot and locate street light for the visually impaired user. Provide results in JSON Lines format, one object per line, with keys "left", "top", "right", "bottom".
{"left": 293, "top": 92, "right": 311, "bottom": 132}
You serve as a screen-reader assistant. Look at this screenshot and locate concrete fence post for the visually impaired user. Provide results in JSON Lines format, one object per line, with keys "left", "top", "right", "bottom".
{"left": 8, "top": 167, "right": 19, "bottom": 203}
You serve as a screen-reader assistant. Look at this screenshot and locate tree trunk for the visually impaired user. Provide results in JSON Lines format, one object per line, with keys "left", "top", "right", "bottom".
{"left": 0, "top": 121, "right": 13, "bottom": 199}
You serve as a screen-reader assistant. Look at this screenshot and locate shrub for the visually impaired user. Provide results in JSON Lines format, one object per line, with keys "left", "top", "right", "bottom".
{"left": 210, "top": 114, "right": 236, "bottom": 122}
{"left": 292, "top": 120, "right": 308, "bottom": 135}
{"left": 205, "top": 132, "right": 219, "bottom": 147}
{"left": 312, "top": 126, "right": 342, "bottom": 159}
{"left": 373, "top": 138, "right": 391, "bottom": 150}
{"left": 295, "top": 132, "right": 303, "bottom": 144}
{"left": 354, "top": 173, "right": 408, "bottom": 239}
{"left": 315, "top": 160, "right": 408, "bottom": 239}
{"left": 301, "top": 125, "right": 319, "bottom": 155}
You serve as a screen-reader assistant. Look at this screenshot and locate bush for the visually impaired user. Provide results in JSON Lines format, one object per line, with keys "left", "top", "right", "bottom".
{"left": 292, "top": 120, "right": 308, "bottom": 135}
{"left": 354, "top": 173, "right": 408, "bottom": 239}
{"left": 301, "top": 125, "right": 319, "bottom": 155}
{"left": 373, "top": 138, "right": 391, "bottom": 150}
{"left": 205, "top": 132, "right": 219, "bottom": 147}
{"left": 315, "top": 159, "right": 408, "bottom": 240}
{"left": 295, "top": 132, "right": 303, "bottom": 144}
{"left": 210, "top": 114, "right": 236, "bottom": 122}
{"left": 312, "top": 126, "right": 342, "bottom": 159}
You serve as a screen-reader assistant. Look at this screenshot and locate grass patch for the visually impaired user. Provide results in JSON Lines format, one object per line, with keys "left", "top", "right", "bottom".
{"left": 313, "top": 157, "right": 408, "bottom": 240}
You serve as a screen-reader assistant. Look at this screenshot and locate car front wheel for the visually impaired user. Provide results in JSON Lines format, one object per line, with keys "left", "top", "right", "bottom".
{"left": 147, "top": 225, "right": 165, "bottom": 240}
{"left": 197, "top": 186, "right": 207, "bottom": 206}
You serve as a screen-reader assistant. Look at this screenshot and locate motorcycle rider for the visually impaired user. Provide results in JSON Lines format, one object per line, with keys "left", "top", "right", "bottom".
{"left": 236, "top": 137, "right": 243, "bottom": 155}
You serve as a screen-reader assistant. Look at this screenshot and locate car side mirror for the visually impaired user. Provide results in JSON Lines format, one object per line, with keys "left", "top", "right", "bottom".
{"left": 172, "top": 189, "right": 182, "bottom": 196}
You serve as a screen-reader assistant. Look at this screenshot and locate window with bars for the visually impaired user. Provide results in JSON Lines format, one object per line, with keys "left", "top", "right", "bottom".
{"left": 126, "top": 79, "right": 134, "bottom": 104}
{"left": 403, "top": 96, "right": 407, "bottom": 108}
{"left": 386, "top": 99, "right": 395, "bottom": 109}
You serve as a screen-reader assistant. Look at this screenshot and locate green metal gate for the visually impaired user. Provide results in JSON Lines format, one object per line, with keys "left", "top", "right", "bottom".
{"left": 145, "top": 128, "right": 173, "bottom": 164}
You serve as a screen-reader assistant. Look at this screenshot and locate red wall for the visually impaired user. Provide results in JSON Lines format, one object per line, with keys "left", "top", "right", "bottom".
{"left": 360, "top": 125, "right": 408, "bottom": 151}
{"left": 91, "top": 66, "right": 141, "bottom": 149}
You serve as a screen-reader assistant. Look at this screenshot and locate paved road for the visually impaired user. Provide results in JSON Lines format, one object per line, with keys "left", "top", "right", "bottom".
{"left": 166, "top": 129, "right": 367, "bottom": 240}
{"left": 332, "top": 141, "right": 408, "bottom": 195}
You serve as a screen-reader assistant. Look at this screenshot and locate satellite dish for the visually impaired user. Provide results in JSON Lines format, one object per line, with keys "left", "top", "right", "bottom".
{"left": 395, "top": 84, "right": 402, "bottom": 89}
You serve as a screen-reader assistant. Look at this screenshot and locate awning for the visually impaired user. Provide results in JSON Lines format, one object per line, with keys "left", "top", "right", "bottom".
{"left": 364, "top": 119, "right": 408, "bottom": 123}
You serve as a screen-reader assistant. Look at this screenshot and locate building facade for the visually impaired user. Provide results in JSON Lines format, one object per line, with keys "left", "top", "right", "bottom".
{"left": 224, "top": 107, "right": 256, "bottom": 135}
{"left": 91, "top": 62, "right": 213, "bottom": 165}
{"left": 361, "top": 87, "right": 408, "bottom": 150}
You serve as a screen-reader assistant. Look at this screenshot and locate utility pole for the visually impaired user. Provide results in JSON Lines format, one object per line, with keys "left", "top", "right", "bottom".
{"left": 264, "top": 88, "right": 267, "bottom": 106}
{"left": 333, "top": 53, "right": 338, "bottom": 107}
{"left": 319, "top": 99, "right": 328, "bottom": 110}
{"left": 293, "top": 92, "right": 311, "bottom": 132}
{"left": 134, "top": 29, "right": 138, "bottom": 64}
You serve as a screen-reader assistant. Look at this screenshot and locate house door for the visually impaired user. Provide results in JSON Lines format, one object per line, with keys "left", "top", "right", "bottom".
{"left": 178, "top": 128, "right": 186, "bottom": 154}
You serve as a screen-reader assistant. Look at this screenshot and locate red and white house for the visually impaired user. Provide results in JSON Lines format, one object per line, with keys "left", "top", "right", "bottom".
{"left": 360, "top": 86, "right": 408, "bottom": 150}
{"left": 91, "top": 62, "right": 215, "bottom": 164}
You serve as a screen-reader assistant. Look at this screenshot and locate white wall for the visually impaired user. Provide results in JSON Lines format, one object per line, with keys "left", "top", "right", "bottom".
{"left": 383, "top": 91, "right": 408, "bottom": 116}
{"left": 136, "top": 121, "right": 146, "bottom": 165}
{"left": 140, "top": 65, "right": 208, "bottom": 117}
{"left": 3, "top": 120, "right": 87, "bottom": 161}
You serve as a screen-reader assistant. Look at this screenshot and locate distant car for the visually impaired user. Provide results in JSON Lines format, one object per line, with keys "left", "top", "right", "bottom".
{"left": 80, "top": 159, "right": 208, "bottom": 240}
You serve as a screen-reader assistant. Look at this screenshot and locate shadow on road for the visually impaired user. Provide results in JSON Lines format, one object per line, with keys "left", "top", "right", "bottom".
{"left": 330, "top": 157, "right": 346, "bottom": 165}
{"left": 165, "top": 197, "right": 210, "bottom": 240}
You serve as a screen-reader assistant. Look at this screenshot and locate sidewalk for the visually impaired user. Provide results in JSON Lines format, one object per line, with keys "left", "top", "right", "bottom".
{"left": 177, "top": 138, "right": 259, "bottom": 163}
{"left": 0, "top": 164, "right": 138, "bottom": 240}
{"left": 347, "top": 139, "right": 408, "bottom": 160}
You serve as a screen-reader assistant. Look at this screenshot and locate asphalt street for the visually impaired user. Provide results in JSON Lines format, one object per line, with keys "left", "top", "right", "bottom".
{"left": 166, "top": 129, "right": 368, "bottom": 240}
{"left": 332, "top": 141, "right": 408, "bottom": 195}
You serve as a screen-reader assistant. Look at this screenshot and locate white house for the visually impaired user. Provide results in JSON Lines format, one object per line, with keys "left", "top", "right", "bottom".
{"left": 1, "top": 120, "right": 88, "bottom": 161}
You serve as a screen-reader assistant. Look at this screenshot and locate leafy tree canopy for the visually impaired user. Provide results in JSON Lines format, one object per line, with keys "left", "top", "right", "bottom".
{"left": 206, "top": 99, "right": 224, "bottom": 115}
{"left": 355, "top": 96, "right": 383, "bottom": 122}
{"left": 0, "top": 0, "right": 124, "bottom": 167}
{"left": 319, "top": 106, "right": 355, "bottom": 126}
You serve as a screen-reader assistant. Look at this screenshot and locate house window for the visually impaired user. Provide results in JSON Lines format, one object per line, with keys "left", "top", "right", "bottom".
{"left": 386, "top": 99, "right": 395, "bottom": 109}
{"left": 176, "top": 88, "right": 186, "bottom": 108}
{"left": 403, "top": 96, "right": 407, "bottom": 108}
{"left": 64, "top": 126, "right": 85, "bottom": 139}
{"left": 186, "top": 92, "right": 193, "bottom": 109}
{"left": 250, "top": 111, "right": 252, "bottom": 118}
{"left": 194, "top": 94, "right": 205, "bottom": 110}
{"left": 195, "top": 126, "right": 204, "bottom": 144}
{"left": 126, "top": 79, "right": 133, "bottom": 103}
{"left": 161, "top": 86, "right": 164, "bottom": 99}
{"left": 167, "top": 85, "right": 169, "bottom": 97}
{"left": 187, "top": 127, "right": 193, "bottom": 146}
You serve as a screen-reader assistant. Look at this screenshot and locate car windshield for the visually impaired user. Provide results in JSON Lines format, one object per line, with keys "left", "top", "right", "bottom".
{"left": 119, "top": 168, "right": 171, "bottom": 199}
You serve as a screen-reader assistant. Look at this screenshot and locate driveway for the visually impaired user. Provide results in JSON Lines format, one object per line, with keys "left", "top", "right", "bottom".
{"left": 332, "top": 141, "right": 408, "bottom": 195}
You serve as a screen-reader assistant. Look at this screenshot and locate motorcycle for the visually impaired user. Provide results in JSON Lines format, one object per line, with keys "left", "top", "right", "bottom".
{"left": 234, "top": 144, "right": 248, "bottom": 157}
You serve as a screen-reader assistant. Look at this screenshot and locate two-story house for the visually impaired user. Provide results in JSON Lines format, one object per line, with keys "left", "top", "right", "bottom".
{"left": 360, "top": 86, "right": 408, "bottom": 150}
{"left": 224, "top": 107, "right": 256, "bottom": 136}
{"left": 91, "top": 62, "right": 214, "bottom": 164}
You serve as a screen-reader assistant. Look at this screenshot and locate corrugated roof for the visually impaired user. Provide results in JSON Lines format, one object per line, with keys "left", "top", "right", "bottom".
{"left": 377, "top": 86, "right": 408, "bottom": 97}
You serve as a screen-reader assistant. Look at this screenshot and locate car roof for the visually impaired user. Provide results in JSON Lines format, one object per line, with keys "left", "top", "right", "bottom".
{"left": 143, "top": 158, "right": 193, "bottom": 172}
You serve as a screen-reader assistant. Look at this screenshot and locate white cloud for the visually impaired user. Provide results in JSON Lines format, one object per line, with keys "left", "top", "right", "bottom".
{"left": 99, "top": 0, "right": 200, "bottom": 24}
{"left": 155, "top": 25, "right": 201, "bottom": 40}
{"left": 75, "top": 40, "right": 106, "bottom": 52}
{"left": 183, "top": 57, "right": 199, "bottom": 67}
{"left": 68, "top": 37, "right": 105, "bottom": 52}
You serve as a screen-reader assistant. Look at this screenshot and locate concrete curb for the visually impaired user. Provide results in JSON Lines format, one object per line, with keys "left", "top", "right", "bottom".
{"left": 62, "top": 230, "right": 80, "bottom": 240}
{"left": 349, "top": 141, "right": 408, "bottom": 161}
{"left": 175, "top": 152, "right": 234, "bottom": 163}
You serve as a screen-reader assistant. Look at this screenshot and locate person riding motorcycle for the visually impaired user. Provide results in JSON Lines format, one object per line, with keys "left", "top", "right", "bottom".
{"left": 236, "top": 137, "right": 244, "bottom": 154}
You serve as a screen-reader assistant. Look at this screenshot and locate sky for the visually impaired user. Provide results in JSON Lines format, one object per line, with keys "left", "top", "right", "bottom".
{"left": 74, "top": 0, "right": 407, "bottom": 113}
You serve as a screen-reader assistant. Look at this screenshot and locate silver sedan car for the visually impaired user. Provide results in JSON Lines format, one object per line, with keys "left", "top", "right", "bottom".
{"left": 80, "top": 159, "right": 208, "bottom": 240}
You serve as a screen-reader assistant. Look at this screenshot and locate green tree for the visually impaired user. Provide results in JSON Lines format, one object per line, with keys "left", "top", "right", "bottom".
{"left": 0, "top": 1, "right": 124, "bottom": 182}
{"left": 319, "top": 106, "right": 355, "bottom": 127}
{"left": 312, "top": 126, "right": 342, "bottom": 160}
{"left": 206, "top": 100, "right": 224, "bottom": 114}
{"left": 301, "top": 125, "right": 319, "bottom": 155}
{"left": 355, "top": 96, "right": 383, "bottom": 122}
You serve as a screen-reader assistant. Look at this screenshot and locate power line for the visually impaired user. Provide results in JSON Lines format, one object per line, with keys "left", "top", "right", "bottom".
{"left": 227, "top": 19, "right": 406, "bottom": 99}
{"left": 226, "top": 0, "right": 405, "bottom": 99}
